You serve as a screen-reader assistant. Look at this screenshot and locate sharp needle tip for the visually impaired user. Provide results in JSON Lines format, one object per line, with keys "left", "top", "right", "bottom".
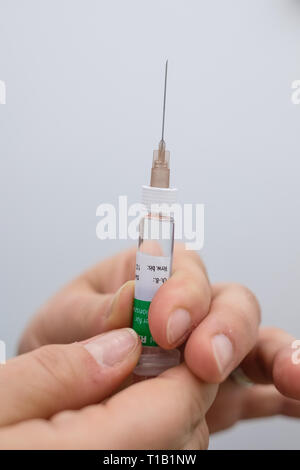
{"left": 161, "top": 61, "right": 168, "bottom": 141}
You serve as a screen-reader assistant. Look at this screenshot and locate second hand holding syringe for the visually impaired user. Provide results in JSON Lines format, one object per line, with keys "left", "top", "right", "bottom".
{"left": 132, "top": 61, "right": 181, "bottom": 380}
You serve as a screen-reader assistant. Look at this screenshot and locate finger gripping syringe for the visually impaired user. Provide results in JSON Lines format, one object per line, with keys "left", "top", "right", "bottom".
{"left": 132, "top": 61, "right": 180, "bottom": 380}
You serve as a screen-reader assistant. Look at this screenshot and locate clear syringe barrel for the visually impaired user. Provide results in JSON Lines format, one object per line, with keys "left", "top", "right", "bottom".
{"left": 132, "top": 209, "right": 180, "bottom": 380}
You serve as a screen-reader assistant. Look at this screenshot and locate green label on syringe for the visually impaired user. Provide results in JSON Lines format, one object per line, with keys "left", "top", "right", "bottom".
{"left": 132, "top": 298, "right": 158, "bottom": 347}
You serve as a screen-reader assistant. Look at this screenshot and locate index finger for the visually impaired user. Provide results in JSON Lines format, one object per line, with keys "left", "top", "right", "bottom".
{"left": 149, "top": 244, "right": 211, "bottom": 348}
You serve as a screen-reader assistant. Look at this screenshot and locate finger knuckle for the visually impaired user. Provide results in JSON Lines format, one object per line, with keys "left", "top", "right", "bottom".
{"left": 261, "top": 326, "right": 284, "bottom": 338}
{"left": 229, "top": 283, "right": 261, "bottom": 323}
{"left": 186, "top": 250, "right": 208, "bottom": 277}
{"left": 174, "top": 244, "right": 208, "bottom": 277}
{"left": 32, "top": 345, "right": 76, "bottom": 392}
{"left": 192, "top": 420, "right": 210, "bottom": 450}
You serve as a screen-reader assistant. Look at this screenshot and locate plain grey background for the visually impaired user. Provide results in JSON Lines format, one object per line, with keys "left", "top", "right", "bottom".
{"left": 1, "top": 0, "right": 300, "bottom": 449}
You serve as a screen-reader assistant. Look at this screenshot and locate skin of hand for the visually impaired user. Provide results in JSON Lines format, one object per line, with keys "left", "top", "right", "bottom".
{"left": 0, "top": 331, "right": 217, "bottom": 449}
{"left": 16, "top": 244, "right": 300, "bottom": 440}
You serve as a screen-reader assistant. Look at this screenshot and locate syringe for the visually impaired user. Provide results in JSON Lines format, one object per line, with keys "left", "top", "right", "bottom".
{"left": 132, "top": 61, "right": 180, "bottom": 380}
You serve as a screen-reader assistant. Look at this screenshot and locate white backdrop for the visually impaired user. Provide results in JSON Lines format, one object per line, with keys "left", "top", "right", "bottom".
{"left": 1, "top": 0, "right": 300, "bottom": 449}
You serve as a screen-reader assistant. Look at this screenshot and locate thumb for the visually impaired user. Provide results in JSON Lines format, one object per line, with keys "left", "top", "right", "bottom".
{"left": 0, "top": 328, "right": 141, "bottom": 426}
{"left": 19, "top": 280, "right": 136, "bottom": 353}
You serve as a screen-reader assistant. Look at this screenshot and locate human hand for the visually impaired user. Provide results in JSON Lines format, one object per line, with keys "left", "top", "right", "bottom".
{"left": 20, "top": 244, "right": 260, "bottom": 386}
{"left": 0, "top": 329, "right": 217, "bottom": 449}
{"left": 207, "top": 327, "right": 300, "bottom": 432}
{"left": 19, "top": 245, "right": 261, "bottom": 386}
{"left": 18, "top": 245, "right": 300, "bottom": 434}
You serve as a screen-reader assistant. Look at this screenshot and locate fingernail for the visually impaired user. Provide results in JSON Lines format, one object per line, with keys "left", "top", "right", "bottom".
{"left": 212, "top": 334, "right": 234, "bottom": 374}
{"left": 107, "top": 281, "right": 133, "bottom": 318}
{"left": 84, "top": 328, "right": 138, "bottom": 367}
{"left": 167, "top": 308, "right": 192, "bottom": 345}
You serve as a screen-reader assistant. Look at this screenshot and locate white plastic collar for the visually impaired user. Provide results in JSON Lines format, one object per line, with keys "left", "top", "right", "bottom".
{"left": 142, "top": 185, "right": 177, "bottom": 211}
